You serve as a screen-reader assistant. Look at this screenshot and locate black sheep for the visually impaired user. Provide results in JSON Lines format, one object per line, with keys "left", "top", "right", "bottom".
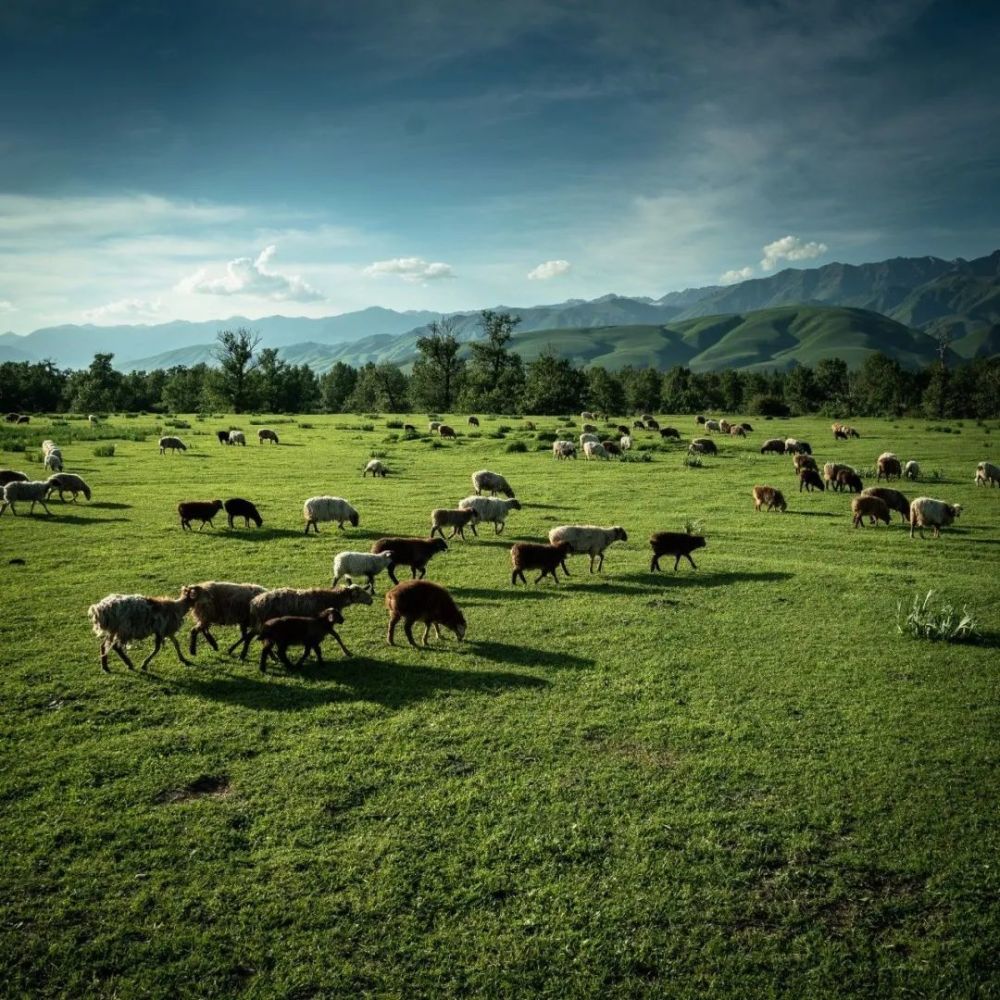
{"left": 649, "top": 531, "right": 707, "bottom": 572}
{"left": 225, "top": 497, "right": 263, "bottom": 528}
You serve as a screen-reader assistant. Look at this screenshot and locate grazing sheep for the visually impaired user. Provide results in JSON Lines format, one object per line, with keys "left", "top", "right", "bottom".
{"left": 580, "top": 432, "right": 600, "bottom": 447}
{"left": 224, "top": 497, "right": 263, "bottom": 528}
{"left": 364, "top": 459, "right": 389, "bottom": 478}
{"left": 845, "top": 426, "right": 861, "bottom": 438}
{"left": 385, "top": 580, "right": 467, "bottom": 646}
{"left": 705, "top": 419, "right": 721, "bottom": 433}
{"left": 740, "top": 422, "right": 753, "bottom": 432}
{"left": 910, "top": 497, "right": 962, "bottom": 539}
{"left": 228, "top": 430, "right": 246, "bottom": 446}
{"left": 510, "top": 541, "right": 572, "bottom": 585}
{"left": 649, "top": 530, "right": 706, "bottom": 572}
{"left": 644, "top": 418, "right": 660, "bottom": 431}
{"left": 760, "top": 438, "right": 785, "bottom": 454}
{"left": 159, "top": 435, "right": 187, "bottom": 454}
{"left": 258, "top": 609, "right": 350, "bottom": 671}
{"left": 428, "top": 420, "right": 442, "bottom": 432}
{"left": 41, "top": 440, "right": 57, "bottom": 456}
{"left": 88, "top": 414, "right": 100, "bottom": 425}
{"left": 823, "top": 462, "right": 851, "bottom": 490}
{"left": 17, "top": 415, "right": 29, "bottom": 424}
{"left": 719, "top": 419, "right": 732, "bottom": 434}
{"left": 833, "top": 428, "right": 848, "bottom": 440}
{"left": 660, "top": 427, "right": 680, "bottom": 439}
{"left": 729, "top": 424, "right": 746, "bottom": 437}
{"left": 975, "top": 461, "right": 999, "bottom": 487}
{"left": 617, "top": 424, "right": 631, "bottom": 435}
{"left": 689, "top": 437, "right": 717, "bottom": 455}
{"left": 547, "top": 524, "right": 627, "bottom": 573}
{"left": 430, "top": 506, "right": 481, "bottom": 539}
{"left": 601, "top": 440, "right": 622, "bottom": 456}
{"left": 792, "top": 453, "right": 818, "bottom": 473}
{"left": 45, "top": 473, "right": 91, "bottom": 502}
{"left": 620, "top": 434, "right": 633, "bottom": 451}
{"left": 0, "top": 480, "right": 53, "bottom": 517}
{"left": 799, "top": 468, "right": 825, "bottom": 492}
{"left": 584, "top": 440, "right": 610, "bottom": 461}
{"left": 371, "top": 536, "right": 448, "bottom": 583}
{"left": 851, "top": 495, "right": 891, "bottom": 528}
{"left": 785, "top": 438, "right": 811, "bottom": 455}
{"left": 438, "top": 424, "right": 456, "bottom": 439}
{"left": 468, "top": 415, "right": 480, "bottom": 426}
{"left": 458, "top": 495, "right": 522, "bottom": 533}
{"left": 582, "top": 423, "right": 598, "bottom": 433}
{"left": 861, "top": 487, "right": 911, "bottom": 522}
{"left": 43, "top": 450, "right": 63, "bottom": 473}
{"left": 472, "top": 470, "right": 515, "bottom": 498}
{"left": 88, "top": 588, "right": 198, "bottom": 672}
{"left": 752, "top": 485, "right": 786, "bottom": 512}
{"left": 404, "top": 424, "right": 416, "bottom": 433}
{"left": 5, "top": 412, "right": 20, "bottom": 423}
{"left": 216, "top": 429, "right": 231, "bottom": 445}
{"left": 303, "top": 496, "right": 359, "bottom": 533}
{"left": 257, "top": 428, "right": 279, "bottom": 445}
{"left": 581, "top": 411, "right": 596, "bottom": 421}
{"left": 182, "top": 580, "right": 267, "bottom": 655}
{"left": 632, "top": 420, "right": 645, "bottom": 429}
{"left": 904, "top": 460, "right": 920, "bottom": 481}
{"left": 332, "top": 550, "right": 396, "bottom": 592}
{"left": 836, "top": 468, "right": 863, "bottom": 493}
{"left": 552, "top": 440, "right": 577, "bottom": 460}
{"left": 640, "top": 413, "right": 654, "bottom": 423}
{"left": 0, "top": 470, "right": 28, "bottom": 487}
{"left": 695, "top": 415, "right": 706, "bottom": 425}
{"left": 877, "top": 452, "right": 902, "bottom": 480}
{"left": 178, "top": 499, "right": 223, "bottom": 531}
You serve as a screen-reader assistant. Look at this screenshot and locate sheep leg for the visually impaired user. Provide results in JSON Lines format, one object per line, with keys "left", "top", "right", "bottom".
{"left": 512, "top": 568, "right": 525, "bottom": 585}
{"left": 495, "top": 520, "right": 503, "bottom": 534}
{"left": 140, "top": 634, "right": 163, "bottom": 670}
{"left": 536, "top": 569, "right": 554, "bottom": 585}
{"left": 200, "top": 627, "right": 220, "bottom": 652}
{"left": 434, "top": 623, "right": 443, "bottom": 639}
{"left": 416, "top": 566, "right": 426, "bottom": 579}
{"left": 99, "top": 640, "right": 111, "bottom": 672}
{"left": 597, "top": 552, "right": 605, "bottom": 572}
{"left": 387, "top": 564, "right": 400, "bottom": 585}
{"left": 650, "top": 555, "right": 660, "bottom": 572}
{"left": 332, "top": 573, "right": 343, "bottom": 588}
{"left": 111, "top": 642, "right": 135, "bottom": 670}
{"left": 366, "top": 574, "right": 376, "bottom": 594}
{"left": 169, "top": 634, "right": 192, "bottom": 666}
{"left": 329, "top": 629, "right": 351, "bottom": 658}
{"left": 469, "top": 521, "right": 478, "bottom": 536}
{"left": 403, "top": 620, "right": 419, "bottom": 648}
{"left": 589, "top": 553, "right": 596, "bottom": 573}
{"left": 387, "top": 613, "right": 400, "bottom": 646}
{"left": 421, "top": 623, "right": 432, "bottom": 646}
{"left": 259, "top": 643, "right": 271, "bottom": 672}
{"left": 276, "top": 644, "right": 297, "bottom": 671}
{"left": 0, "top": 501, "right": 8, "bottom": 517}
{"left": 227, "top": 627, "right": 250, "bottom": 656}
{"left": 560, "top": 560, "right": 570, "bottom": 577}
{"left": 685, "top": 554, "right": 697, "bottom": 570}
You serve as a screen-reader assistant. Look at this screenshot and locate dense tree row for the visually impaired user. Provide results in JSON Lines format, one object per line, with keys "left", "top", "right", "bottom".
{"left": 2, "top": 316, "right": 998, "bottom": 419}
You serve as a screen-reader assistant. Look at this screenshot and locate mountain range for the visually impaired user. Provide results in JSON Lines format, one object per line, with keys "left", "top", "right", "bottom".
{"left": 2, "top": 250, "right": 997, "bottom": 373}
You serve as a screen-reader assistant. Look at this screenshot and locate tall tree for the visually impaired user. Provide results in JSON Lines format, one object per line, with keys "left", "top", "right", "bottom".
{"left": 522, "top": 350, "right": 586, "bottom": 414}
{"left": 320, "top": 362, "right": 358, "bottom": 412}
{"left": 70, "top": 353, "right": 124, "bottom": 412}
{"left": 586, "top": 366, "right": 625, "bottom": 416}
{"left": 211, "top": 328, "right": 262, "bottom": 412}
{"left": 462, "top": 310, "right": 525, "bottom": 412}
{"left": 412, "top": 319, "right": 465, "bottom": 410}
{"left": 351, "top": 362, "right": 410, "bottom": 412}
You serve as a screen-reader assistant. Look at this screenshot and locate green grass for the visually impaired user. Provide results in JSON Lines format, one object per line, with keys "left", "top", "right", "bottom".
{"left": 1, "top": 413, "right": 999, "bottom": 997}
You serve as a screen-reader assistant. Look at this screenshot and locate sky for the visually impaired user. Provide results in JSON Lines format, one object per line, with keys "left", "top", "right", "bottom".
{"left": 0, "top": 0, "right": 998, "bottom": 333}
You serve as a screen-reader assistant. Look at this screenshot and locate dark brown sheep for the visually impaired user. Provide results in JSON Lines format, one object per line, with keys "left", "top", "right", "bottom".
{"left": 224, "top": 497, "right": 263, "bottom": 528}
{"left": 617, "top": 424, "right": 631, "bottom": 434}
{"left": 877, "top": 454, "right": 902, "bottom": 480}
{"left": 258, "top": 608, "right": 349, "bottom": 671}
{"left": 660, "top": 426, "right": 680, "bottom": 439}
{"left": 836, "top": 469, "right": 863, "bottom": 493}
{"left": 792, "top": 453, "right": 818, "bottom": 473}
{"left": 740, "top": 422, "right": 753, "bottom": 431}
{"left": 861, "top": 487, "right": 910, "bottom": 522}
{"left": 760, "top": 438, "right": 785, "bottom": 454}
{"left": 0, "top": 469, "right": 28, "bottom": 486}
{"left": 178, "top": 499, "right": 223, "bottom": 530}
{"left": 468, "top": 416, "right": 480, "bottom": 426}
{"left": 510, "top": 541, "right": 571, "bottom": 585}
{"left": 752, "top": 485, "right": 787, "bottom": 512}
{"left": 385, "top": 580, "right": 466, "bottom": 646}
{"left": 371, "top": 536, "right": 448, "bottom": 583}
{"left": 644, "top": 418, "right": 660, "bottom": 430}
{"left": 438, "top": 424, "right": 456, "bottom": 439}
{"left": 649, "top": 531, "right": 706, "bottom": 572}
{"left": 601, "top": 440, "right": 622, "bottom": 456}
{"left": 216, "top": 429, "right": 231, "bottom": 445}
{"left": 851, "top": 495, "right": 891, "bottom": 528}
{"left": 798, "top": 468, "right": 825, "bottom": 492}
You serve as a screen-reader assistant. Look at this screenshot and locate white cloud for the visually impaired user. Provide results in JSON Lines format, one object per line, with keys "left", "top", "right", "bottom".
{"left": 760, "top": 235, "right": 828, "bottom": 272}
{"left": 177, "top": 245, "right": 324, "bottom": 301}
{"left": 82, "top": 298, "right": 163, "bottom": 323}
{"left": 363, "top": 257, "right": 456, "bottom": 283}
{"left": 0, "top": 299, "right": 15, "bottom": 312}
{"left": 719, "top": 266, "right": 754, "bottom": 285}
{"left": 527, "top": 259, "right": 571, "bottom": 280}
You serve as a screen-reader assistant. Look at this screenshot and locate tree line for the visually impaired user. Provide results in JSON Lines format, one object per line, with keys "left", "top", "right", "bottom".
{"left": 2, "top": 313, "right": 998, "bottom": 419}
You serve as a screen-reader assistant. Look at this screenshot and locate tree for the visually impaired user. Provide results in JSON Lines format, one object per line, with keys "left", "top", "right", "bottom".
{"left": 853, "top": 353, "right": 912, "bottom": 416}
{"left": 521, "top": 350, "right": 587, "bottom": 413}
{"left": 586, "top": 366, "right": 625, "bottom": 415}
{"left": 211, "top": 328, "right": 262, "bottom": 412}
{"left": 462, "top": 311, "right": 525, "bottom": 412}
{"left": 70, "top": 353, "right": 124, "bottom": 412}
{"left": 350, "top": 362, "right": 410, "bottom": 412}
{"left": 815, "top": 358, "right": 851, "bottom": 411}
{"left": 785, "top": 364, "right": 820, "bottom": 413}
{"left": 163, "top": 365, "right": 210, "bottom": 413}
{"left": 720, "top": 369, "right": 745, "bottom": 412}
{"left": 320, "top": 362, "right": 358, "bottom": 412}
{"left": 625, "top": 368, "right": 661, "bottom": 413}
{"left": 412, "top": 319, "right": 465, "bottom": 411}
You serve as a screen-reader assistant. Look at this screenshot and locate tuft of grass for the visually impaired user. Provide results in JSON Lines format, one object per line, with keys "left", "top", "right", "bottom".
{"left": 93, "top": 444, "right": 116, "bottom": 457}
{"left": 683, "top": 455, "right": 703, "bottom": 468}
{"left": 385, "top": 420, "right": 404, "bottom": 429}
{"left": 897, "top": 590, "right": 980, "bottom": 643}
{"left": 505, "top": 440, "right": 528, "bottom": 453}
{"left": 369, "top": 449, "right": 387, "bottom": 459}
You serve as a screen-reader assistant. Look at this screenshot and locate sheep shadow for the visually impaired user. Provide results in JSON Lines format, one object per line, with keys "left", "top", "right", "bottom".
{"left": 467, "top": 640, "right": 595, "bottom": 670}
{"left": 87, "top": 501, "right": 131, "bottom": 510}
{"left": 451, "top": 585, "right": 562, "bottom": 600}
{"left": 14, "top": 513, "right": 131, "bottom": 525}
{"left": 625, "top": 570, "right": 794, "bottom": 588}
{"left": 212, "top": 527, "right": 307, "bottom": 540}
{"left": 786, "top": 510, "right": 840, "bottom": 517}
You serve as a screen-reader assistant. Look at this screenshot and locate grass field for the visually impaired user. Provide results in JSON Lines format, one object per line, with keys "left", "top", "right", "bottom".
{"left": 2, "top": 412, "right": 998, "bottom": 998}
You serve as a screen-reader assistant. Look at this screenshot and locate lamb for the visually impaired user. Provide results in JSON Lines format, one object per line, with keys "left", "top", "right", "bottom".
{"left": 584, "top": 440, "right": 610, "bottom": 460}
{"left": 823, "top": 463, "right": 851, "bottom": 490}
{"left": 182, "top": 580, "right": 268, "bottom": 655}
{"left": 752, "top": 485, "right": 786, "bottom": 512}
{"left": 0, "top": 481, "right": 53, "bottom": 517}
{"left": 600, "top": 440, "right": 622, "bottom": 457}
{"left": 385, "top": 579, "right": 467, "bottom": 646}
{"left": 45, "top": 473, "right": 92, "bottom": 502}
{"left": 648, "top": 530, "right": 706, "bottom": 572}
{"left": 579, "top": 432, "right": 600, "bottom": 447}
{"left": 258, "top": 609, "right": 350, "bottom": 671}
{"left": 792, "top": 453, "right": 818, "bottom": 473}
{"left": 861, "top": 487, "right": 910, "bottom": 522}
{"left": 257, "top": 428, "right": 279, "bottom": 445}
{"left": 364, "top": 459, "right": 389, "bottom": 478}
{"left": 760, "top": 438, "right": 785, "bottom": 454}
{"left": 468, "top": 415, "right": 480, "bottom": 426}
{"left": 371, "top": 536, "right": 448, "bottom": 583}
{"left": 689, "top": 437, "right": 717, "bottom": 455}
{"left": 88, "top": 588, "right": 199, "bottom": 672}
{"left": 705, "top": 419, "right": 721, "bottom": 433}
{"left": 851, "top": 495, "right": 891, "bottom": 528}
{"left": 660, "top": 427, "right": 680, "bottom": 439}
{"left": 975, "top": 461, "right": 999, "bottom": 487}
{"left": 43, "top": 450, "right": 63, "bottom": 473}
{"left": 332, "top": 550, "right": 396, "bottom": 592}
{"left": 877, "top": 452, "right": 902, "bottom": 480}
{"left": 785, "top": 438, "right": 811, "bottom": 455}
{"left": 303, "top": 496, "right": 359, "bottom": 533}
{"left": 510, "top": 541, "right": 572, "bottom": 585}
{"left": 458, "top": 495, "right": 522, "bottom": 533}
{"left": 178, "top": 499, "right": 223, "bottom": 530}
{"left": 547, "top": 524, "right": 628, "bottom": 573}
{"left": 430, "top": 506, "right": 481, "bottom": 539}
{"left": 0, "top": 470, "right": 28, "bottom": 486}
{"left": 836, "top": 468, "right": 863, "bottom": 493}
{"left": 472, "top": 470, "right": 515, "bottom": 498}
{"left": 159, "top": 435, "right": 187, "bottom": 454}
{"left": 909, "top": 497, "right": 962, "bottom": 539}
{"left": 216, "top": 429, "right": 231, "bottom": 445}
{"left": 438, "top": 424, "right": 456, "bottom": 439}
{"left": 228, "top": 430, "right": 246, "bottom": 446}
{"left": 799, "top": 468, "right": 825, "bottom": 492}
{"left": 428, "top": 420, "right": 441, "bottom": 432}
{"left": 552, "top": 440, "right": 577, "bottom": 460}
{"left": 904, "top": 460, "right": 920, "bottom": 481}
{"left": 729, "top": 424, "right": 747, "bottom": 437}
{"left": 224, "top": 497, "right": 263, "bottom": 528}
{"left": 620, "top": 434, "right": 633, "bottom": 451}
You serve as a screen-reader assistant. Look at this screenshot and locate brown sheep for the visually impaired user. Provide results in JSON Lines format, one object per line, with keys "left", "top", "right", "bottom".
{"left": 258, "top": 608, "right": 350, "bottom": 671}
{"left": 385, "top": 580, "right": 466, "bottom": 646}
{"left": 851, "top": 495, "right": 891, "bottom": 528}
{"left": 430, "top": 507, "right": 480, "bottom": 540}
{"left": 740, "top": 422, "right": 753, "bottom": 432}
{"left": 371, "top": 536, "right": 448, "bottom": 583}
{"left": 0, "top": 470, "right": 29, "bottom": 487}
{"left": 649, "top": 531, "right": 706, "bottom": 572}
{"left": 689, "top": 437, "right": 717, "bottom": 455}
{"left": 824, "top": 463, "right": 851, "bottom": 490}
{"left": 792, "top": 453, "right": 818, "bottom": 473}
{"left": 601, "top": 440, "right": 622, "bottom": 456}
{"left": 760, "top": 438, "right": 785, "bottom": 454}
{"left": 644, "top": 418, "right": 660, "bottom": 431}
{"left": 660, "top": 426, "right": 680, "bottom": 439}
{"left": 877, "top": 453, "right": 902, "bottom": 480}
{"left": 510, "top": 541, "right": 572, "bottom": 585}
{"left": 798, "top": 468, "right": 825, "bottom": 492}
{"left": 752, "top": 485, "right": 787, "bottom": 512}
{"left": 468, "top": 415, "right": 480, "bottom": 426}
{"left": 861, "top": 487, "right": 910, "bottom": 522}
{"left": 729, "top": 424, "right": 746, "bottom": 437}
{"left": 617, "top": 424, "right": 630, "bottom": 435}
{"left": 438, "top": 424, "right": 456, "bottom": 439}
{"left": 836, "top": 468, "right": 863, "bottom": 493}
{"left": 178, "top": 499, "right": 223, "bottom": 531}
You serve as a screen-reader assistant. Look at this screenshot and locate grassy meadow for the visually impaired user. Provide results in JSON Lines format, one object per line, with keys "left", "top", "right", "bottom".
{"left": 1, "top": 411, "right": 998, "bottom": 997}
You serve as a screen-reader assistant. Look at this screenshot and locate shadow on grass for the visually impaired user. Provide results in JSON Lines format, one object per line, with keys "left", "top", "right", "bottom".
{"left": 786, "top": 510, "right": 840, "bottom": 517}
{"left": 211, "top": 527, "right": 309, "bottom": 540}
{"left": 28, "top": 513, "right": 131, "bottom": 525}
{"left": 87, "top": 501, "right": 132, "bottom": 510}
{"left": 452, "top": 585, "right": 562, "bottom": 600}
{"left": 468, "top": 640, "right": 594, "bottom": 669}
{"left": 160, "top": 656, "right": 549, "bottom": 710}
{"left": 617, "top": 570, "right": 794, "bottom": 588}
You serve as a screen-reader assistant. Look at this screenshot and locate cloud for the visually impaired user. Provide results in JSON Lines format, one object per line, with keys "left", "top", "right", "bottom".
{"left": 0, "top": 299, "right": 15, "bottom": 312}
{"left": 719, "top": 266, "right": 754, "bottom": 285}
{"left": 527, "top": 259, "right": 571, "bottom": 280}
{"left": 83, "top": 298, "right": 163, "bottom": 322}
{"left": 363, "top": 257, "right": 456, "bottom": 282}
{"left": 177, "top": 245, "right": 324, "bottom": 301}
{"left": 760, "top": 235, "right": 828, "bottom": 272}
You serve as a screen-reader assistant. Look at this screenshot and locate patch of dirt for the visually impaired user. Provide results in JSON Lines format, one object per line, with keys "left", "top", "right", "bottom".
{"left": 156, "top": 774, "right": 231, "bottom": 804}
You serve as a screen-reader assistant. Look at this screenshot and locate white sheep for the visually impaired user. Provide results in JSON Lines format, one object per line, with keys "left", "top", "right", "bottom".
{"left": 705, "top": 419, "right": 721, "bottom": 433}
{"left": 458, "top": 495, "right": 522, "bottom": 534}
{"left": 904, "top": 460, "right": 920, "bottom": 481}
{"left": 428, "top": 420, "right": 442, "bottom": 432}
{"left": 472, "top": 470, "right": 515, "bottom": 497}
{"left": 332, "top": 550, "right": 395, "bottom": 592}
{"left": 159, "top": 436, "right": 187, "bottom": 454}
{"left": 303, "top": 496, "right": 359, "bottom": 533}
{"left": 45, "top": 473, "right": 91, "bottom": 502}
{"left": 583, "top": 440, "right": 609, "bottom": 461}
{"left": 88, "top": 414, "right": 100, "bottom": 425}
{"left": 364, "top": 459, "right": 389, "bottom": 478}
{"left": 182, "top": 581, "right": 267, "bottom": 656}
{"left": 0, "top": 480, "right": 53, "bottom": 516}
{"left": 581, "top": 422, "right": 598, "bottom": 433}
{"left": 581, "top": 411, "right": 595, "bottom": 421}
{"left": 975, "top": 461, "right": 999, "bottom": 487}
{"left": 41, "top": 440, "right": 57, "bottom": 456}
{"left": 43, "top": 450, "right": 63, "bottom": 472}
{"left": 552, "top": 440, "right": 576, "bottom": 460}
{"left": 620, "top": 434, "right": 632, "bottom": 451}
{"left": 548, "top": 524, "right": 628, "bottom": 573}
{"left": 579, "top": 432, "right": 599, "bottom": 447}
{"left": 228, "top": 430, "right": 246, "bottom": 446}
{"left": 909, "top": 497, "right": 962, "bottom": 539}
{"left": 88, "top": 589, "right": 198, "bottom": 671}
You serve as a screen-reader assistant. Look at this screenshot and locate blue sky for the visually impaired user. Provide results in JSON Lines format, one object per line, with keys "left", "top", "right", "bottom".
{"left": 0, "top": 0, "right": 997, "bottom": 332}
